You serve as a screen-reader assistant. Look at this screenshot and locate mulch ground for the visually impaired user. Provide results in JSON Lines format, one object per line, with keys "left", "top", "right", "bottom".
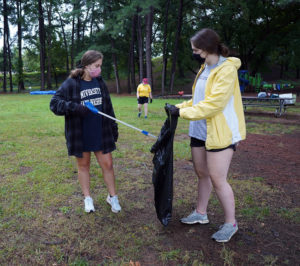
{"left": 141, "top": 112, "right": 300, "bottom": 265}
{"left": 229, "top": 127, "right": 300, "bottom": 265}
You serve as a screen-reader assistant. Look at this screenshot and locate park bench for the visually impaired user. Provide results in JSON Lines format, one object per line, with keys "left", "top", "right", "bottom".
{"left": 242, "top": 96, "right": 295, "bottom": 117}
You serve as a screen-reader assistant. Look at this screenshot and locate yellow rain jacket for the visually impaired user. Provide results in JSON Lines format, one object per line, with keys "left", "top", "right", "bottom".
{"left": 176, "top": 57, "right": 246, "bottom": 150}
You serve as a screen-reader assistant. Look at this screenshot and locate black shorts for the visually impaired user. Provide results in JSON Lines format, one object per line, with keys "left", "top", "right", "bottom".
{"left": 138, "top": 97, "right": 149, "bottom": 104}
{"left": 190, "top": 137, "right": 236, "bottom": 152}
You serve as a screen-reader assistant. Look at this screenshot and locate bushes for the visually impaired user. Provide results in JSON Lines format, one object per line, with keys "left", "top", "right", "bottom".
{"left": 0, "top": 70, "right": 68, "bottom": 91}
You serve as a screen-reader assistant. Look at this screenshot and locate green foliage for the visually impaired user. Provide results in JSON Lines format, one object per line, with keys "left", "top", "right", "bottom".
{"left": 194, "top": 0, "right": 300, "bottom": 74}
{"left": 277, "top": 207, "right": 300, "bottom": 223}
{"left": 245, "top": 112, "right": 300, "bottom": 135}
{"left": 263, "top": 254, "right": 279, "bottom": 266}
{"left": 59, "top": 206, "right": 71, "bottom": 214}
{"left": 70, "top": 258, "right": 89, "bottom": 266}
{"left": 2, "top": 0, "right": 299, "bottom": 93}
{"left": 220, "top": 244, "right": 236, "bottom": 266}
{"left": 241, "top": 206, "right": 270, "bottom": 220}
{"left": 160, "top": 249, "right": 181, "bottom": 262}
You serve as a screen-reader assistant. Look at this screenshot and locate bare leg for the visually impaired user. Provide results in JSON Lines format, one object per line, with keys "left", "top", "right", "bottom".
{"left": 94, "top": 151, "right": 116, "bottom": 196}
{"left": 76, "top": 152, "right": 91, "bottom": 197}
{"left": 191, "top": 147, "right": 212, "bottom": 214}
{"left": 206, "top": 148, "right": 235, "bottom": 224}
{"left": 138, "top": 104, "right": 142, "bottom": 113}
{"left": 144, "top": 103, "right": 148, "bottom": 117}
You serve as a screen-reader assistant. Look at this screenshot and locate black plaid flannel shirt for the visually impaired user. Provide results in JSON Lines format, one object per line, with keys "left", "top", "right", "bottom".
{"left": 50, "top": 76, "right": 118, "bottom": 158}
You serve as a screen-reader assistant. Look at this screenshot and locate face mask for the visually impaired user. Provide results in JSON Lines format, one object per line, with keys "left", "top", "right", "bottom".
{"left": 192, "top": 53, "right": 205, "bottom": 64}
{"left": 88, "top": 67, "right": 101, "bottom": 78}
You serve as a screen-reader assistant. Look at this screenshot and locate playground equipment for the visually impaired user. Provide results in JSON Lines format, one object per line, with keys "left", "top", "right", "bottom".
{"left": 238, "top": 70, "right": 262, "bottom": 92}
{"left": 238, "top": 70, "right": 295, "bottom": 93}
{"left": 238, "top": 70, "right": 249, "bottom": 92}
{"left": 30, "top": 90, "right": 56, "bottom": 95}
{"left": 262, "top": 83, "right": 294, "bottom": 92}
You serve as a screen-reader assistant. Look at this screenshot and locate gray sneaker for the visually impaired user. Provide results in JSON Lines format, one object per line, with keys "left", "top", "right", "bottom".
{"left": 211, "top": 223, "right": 238, "bottom": 242}
{"left": 180, "top": 210, "right": 209, "bottom": 224}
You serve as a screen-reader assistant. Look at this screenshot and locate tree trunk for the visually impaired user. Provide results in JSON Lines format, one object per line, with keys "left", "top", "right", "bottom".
{"left": 161, "top": 0, "right": 171, "bottom": 95}
{"left": 16, "top": 0, "right": 25, "bottom": 92}
{"left": 136, "top": 12, "right": 144, "bottom": 83}
{"left": 145, "top": 6, "right": 154, "bottom": 90}
{"left": 127, "top": 37, "right": 131, "bottom": 93}
{"left": 8, "top": 36, "right": 13, "bottom": 92}
{"left": 105, "top": 1, "right": 121, "bottom": 94}
{"left": 2, "top": 0, "right": 8, "bottom": 93}
{"left": 129, "top": 14, "right": 137, "bottom": 94}
{"left": 178, "top": 56, "right": 185, "bottom": 78}
{"left": 111, "top": 39, "right": 121, "bottom": 94}
{"left": 71, "top": 15, "right": 75, "bottom": 69}
{"left": 90, "top": 3, "right": 95, "bottom": 36}
{"left": 81, "top": 6, "right": 91, "bottom": 45}
{"left": 127, "top": 59, "right": 131, "bottom": 94}
{"left": 59, "top": 13, "right": 69, "bottom": 73}
{"left": 169, "top": 0, "right": 183, "bottom": 93}
{"left": 71, "top": 1, "right": 79, "bottom": 69}
{"left": 38, "top": 0, "right": 46, "bottom": 90}
{"left": 76, "top": 16, "right": 81, "bottom": 45}
{"left": 3, "top": 0, "right": 13, "bottom": 92}
{"left": 52, "top": 64, "right": 58, "bottom": 88}
{"left": 75, "top": 1, "right": 81, "bottom": 55}
{"left": 46, "top": 2, "right": 53, "bottom": 90}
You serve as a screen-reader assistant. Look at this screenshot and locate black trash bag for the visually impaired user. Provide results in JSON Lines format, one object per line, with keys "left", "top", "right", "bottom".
{"left": 150, "top": 103, "right": 179, "bottom": 226}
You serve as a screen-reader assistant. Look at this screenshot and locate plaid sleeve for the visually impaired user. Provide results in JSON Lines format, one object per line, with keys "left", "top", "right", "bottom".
{"left": 50, "top": 79, "right": 80, "bottom": 116}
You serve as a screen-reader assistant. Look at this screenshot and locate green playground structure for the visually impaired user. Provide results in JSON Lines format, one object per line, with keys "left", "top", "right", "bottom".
{"left": 238, "top": 70, "right": 295, "bottom": 93}
{"left": 262, "top": 82, "right": 295, "bottom": 91}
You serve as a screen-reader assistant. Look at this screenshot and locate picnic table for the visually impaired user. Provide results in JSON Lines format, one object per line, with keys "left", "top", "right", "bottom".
{"left": 242, "top": 96, "right": 295, "bottom": 117}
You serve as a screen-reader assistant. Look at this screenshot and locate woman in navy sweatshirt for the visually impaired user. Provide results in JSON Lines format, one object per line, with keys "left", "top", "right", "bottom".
{"left": 50, "top": 50, "right": 121, "bottom": 214}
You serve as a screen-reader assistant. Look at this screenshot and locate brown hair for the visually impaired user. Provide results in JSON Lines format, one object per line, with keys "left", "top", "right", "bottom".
{"left": 190, "top": 28, "right": 229, "bottom": 57}
{"left": 69, "top": 50, "right": 103, "bottom": 78}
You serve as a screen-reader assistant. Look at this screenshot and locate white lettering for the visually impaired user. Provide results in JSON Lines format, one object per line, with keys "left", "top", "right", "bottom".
{"left": 80, "top": 87, "right": 101, "bottom": 99}
{"left": 91, "top": 98, "right": 102, "bottom": 106}
{"left": 81, "top": 97, "right": 102, "bottom": 107}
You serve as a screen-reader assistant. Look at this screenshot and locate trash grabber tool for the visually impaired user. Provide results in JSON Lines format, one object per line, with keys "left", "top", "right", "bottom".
{"left": 84, "top": 101, "right": 157, "bottom": 139}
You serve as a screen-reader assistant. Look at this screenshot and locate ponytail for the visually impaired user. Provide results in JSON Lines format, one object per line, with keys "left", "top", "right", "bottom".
{"left": 218, "top": 43, "right": 229, "bottom": 57}
{"left": 69, "top": 68, "right": 84, "bottom": 79}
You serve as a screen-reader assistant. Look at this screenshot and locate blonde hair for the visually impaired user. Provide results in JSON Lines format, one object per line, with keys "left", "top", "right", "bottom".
{"left": 69, "top": 50, "right": 103, "bottom": 78}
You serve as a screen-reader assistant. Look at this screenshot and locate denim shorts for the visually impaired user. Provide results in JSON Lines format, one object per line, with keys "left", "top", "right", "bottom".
{"left": 190, "top": 137, "right": 236, "bottom": 152}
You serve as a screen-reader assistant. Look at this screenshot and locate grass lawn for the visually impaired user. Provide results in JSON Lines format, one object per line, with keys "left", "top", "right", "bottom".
{"left": 0, "top": 94, "right": 299, "bottom": 265}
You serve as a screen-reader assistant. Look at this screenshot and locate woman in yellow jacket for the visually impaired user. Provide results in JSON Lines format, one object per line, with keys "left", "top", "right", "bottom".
{"left": 169, "top": 28, "right": 246, "bottom": 242}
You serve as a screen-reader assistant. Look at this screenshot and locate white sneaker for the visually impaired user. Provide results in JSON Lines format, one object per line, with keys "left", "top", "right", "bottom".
{"left": 84, "top": 196, "right": 95, "bottom": 213}
{"left": 106, "top": 194, "right": 121, "bottom": 213}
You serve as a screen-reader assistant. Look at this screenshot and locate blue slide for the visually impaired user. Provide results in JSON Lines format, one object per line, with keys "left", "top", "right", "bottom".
{"left": 30, "top": 91, "right": 56, "bottom": 95}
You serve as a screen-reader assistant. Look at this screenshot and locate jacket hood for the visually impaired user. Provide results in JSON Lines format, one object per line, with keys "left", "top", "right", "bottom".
{"left": 221, "top": 57, "right": 241, "bottom": 70}
{"left": 199, "top": 57, "right": 241, "bottom": 76}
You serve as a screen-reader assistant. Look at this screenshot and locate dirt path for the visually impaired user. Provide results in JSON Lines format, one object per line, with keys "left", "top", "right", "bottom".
{"left": 156, "top": 116, "right": 300, "bottom": 265}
